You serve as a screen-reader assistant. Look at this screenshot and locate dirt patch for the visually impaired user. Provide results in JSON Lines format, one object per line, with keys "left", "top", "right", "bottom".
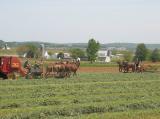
{"left": 78, "top": 67, "right": 119, "bottom": 73}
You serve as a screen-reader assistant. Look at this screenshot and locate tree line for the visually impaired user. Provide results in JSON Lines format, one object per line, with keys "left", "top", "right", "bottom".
{"left": 15, "top": 39, "right": 160, "bottom": 63}
{"left": 113, "top": 43, "right": 160, "bottom": 62}
{"left": 134, "top": 43, "right": 160, "bottom": 62}
{"left": 15, "top": 39, "right": 100, "bottom": 62}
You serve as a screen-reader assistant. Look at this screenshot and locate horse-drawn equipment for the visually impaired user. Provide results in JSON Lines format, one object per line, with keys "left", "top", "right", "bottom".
{"left": 0, "top": 56, "right": 80, "bottom": 79}
{"left": 117, "top": 60, "right": 144, "bottom": 73}
{"left": 25, "top": 66, "right": 43, "bottom": 79}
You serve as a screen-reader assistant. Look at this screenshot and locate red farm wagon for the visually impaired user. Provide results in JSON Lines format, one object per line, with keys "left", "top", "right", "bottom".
{"left": 0, "top": 56, "right": 26, "bottom": 79}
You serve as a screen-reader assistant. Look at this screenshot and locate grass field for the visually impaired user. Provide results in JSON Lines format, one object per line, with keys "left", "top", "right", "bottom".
{"left": 0, "top": 72, "right": 160, "bottom": 119}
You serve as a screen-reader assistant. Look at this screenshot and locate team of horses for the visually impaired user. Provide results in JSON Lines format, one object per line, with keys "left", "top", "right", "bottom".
{"left": 45, "top": 60, "right": 80, "bottom": 78}
{"left": 117, "top": 60, "right": 144, "bottom": 73}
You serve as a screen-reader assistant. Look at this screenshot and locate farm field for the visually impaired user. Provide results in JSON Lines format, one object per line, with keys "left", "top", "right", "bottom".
{"left": 78, "top": 67, "right": 119, "bottom": 73}
{"left": 0, "top": 72, "right": 160, "bottom": 119}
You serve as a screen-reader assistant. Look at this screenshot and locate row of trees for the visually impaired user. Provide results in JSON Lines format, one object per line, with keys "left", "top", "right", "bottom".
{"left": 150, "top": 48, "right": 160, "bottom": 62}
{"left": 16, "top": 40, "right": 160, "bottom": 63}
{"left": 85, "top": 40, "right": 160, "bottom": 63}
{"left": 16, "top": 39, "right": 100, "bottom": 62}
{"left": 134, "top": 43, "right": 160, "bottom": 62}
{"left": 124, "top": 43, "right": 160, "bottom": 62}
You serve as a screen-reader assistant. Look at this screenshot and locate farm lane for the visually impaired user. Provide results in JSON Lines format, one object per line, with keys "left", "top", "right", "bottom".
{"left": 78, "top": 67, "right": 119, "bottom": 73}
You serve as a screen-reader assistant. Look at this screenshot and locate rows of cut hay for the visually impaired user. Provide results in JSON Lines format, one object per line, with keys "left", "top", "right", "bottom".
{"left": 0, "top": 73, "right": 160, "bottom": 119}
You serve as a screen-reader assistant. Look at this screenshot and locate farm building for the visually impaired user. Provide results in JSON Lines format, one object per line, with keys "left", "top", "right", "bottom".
{"left": 97, "top": 50, "right": 112, "bottom": 63}
{"left": 44, "top": 51, "right": 50, "bottom": 59}
{"left": 63, "top": 53, "right": 71, "bottom": 59}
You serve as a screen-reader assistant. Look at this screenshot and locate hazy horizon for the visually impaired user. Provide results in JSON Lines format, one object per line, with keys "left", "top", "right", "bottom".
{"left": 0, "top": 0, "right": 160, "bottom": 44}
{"left": 0, "top": 39, "right": 160, "bottom": 44}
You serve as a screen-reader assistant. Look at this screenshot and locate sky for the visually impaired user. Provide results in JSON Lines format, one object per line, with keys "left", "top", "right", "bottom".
{"left": 0, "top": 0, "right": 160, "bottom": 43}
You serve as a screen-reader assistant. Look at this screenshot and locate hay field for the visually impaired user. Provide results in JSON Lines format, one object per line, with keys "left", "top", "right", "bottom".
{"left": 0, "top": 72, "right": 160, "bottom": 119}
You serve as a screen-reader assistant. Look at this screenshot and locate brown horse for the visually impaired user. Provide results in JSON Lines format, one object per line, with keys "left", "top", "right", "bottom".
{"left": 71, "top": 60, "right": 80, "bottom": 76}
{"left": 45, "top": 63, "right": 55, "bottom": 78}
{"left": 122, "top": 61, "right": 135, "bottom": 73}
{"left": 65, "top": 60, "right": 80, "bottom": 76}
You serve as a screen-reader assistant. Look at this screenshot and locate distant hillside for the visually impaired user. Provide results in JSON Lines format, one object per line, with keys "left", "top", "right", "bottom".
{"left": 0, "top": 40, "right": 160, "bottom": 50}
{"left": 0, "top": 40, "right": 88, "bottom": 49}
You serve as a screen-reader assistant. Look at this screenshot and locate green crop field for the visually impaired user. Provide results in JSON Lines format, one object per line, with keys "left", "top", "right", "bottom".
{"left": 0, "top": 73, "right": 160, "bottom": 119}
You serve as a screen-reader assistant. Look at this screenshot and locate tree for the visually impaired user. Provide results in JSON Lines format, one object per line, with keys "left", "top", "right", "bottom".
{"left": 150, "top": 48, "right": 160, "bottom": 62}
{"left": 16, "top": 45, "right": 29, "bottom": 56}
{"left": 70, "top": 48, "right": 85, "bottom": 59}
{"left": 146, "top": 49, "right": 152, "bottom": 61}
{"left": 86, "top": 39, "right": 100, "bottom": 63}
{"left": 123, "top": 51, "right": 133, "bottom": 62}
{"left": 16, "top": 44, "right": 40, "bottom": 58}
{"left": 134, "top": 43, "right": 148, "bottom": 61}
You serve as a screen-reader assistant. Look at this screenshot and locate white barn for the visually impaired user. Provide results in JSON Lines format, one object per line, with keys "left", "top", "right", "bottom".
{"left": 97, "top": 50, "right": 112, "bottom": 63}
{"left": 44, "top": 51, "right": 50, "bottom": 59}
